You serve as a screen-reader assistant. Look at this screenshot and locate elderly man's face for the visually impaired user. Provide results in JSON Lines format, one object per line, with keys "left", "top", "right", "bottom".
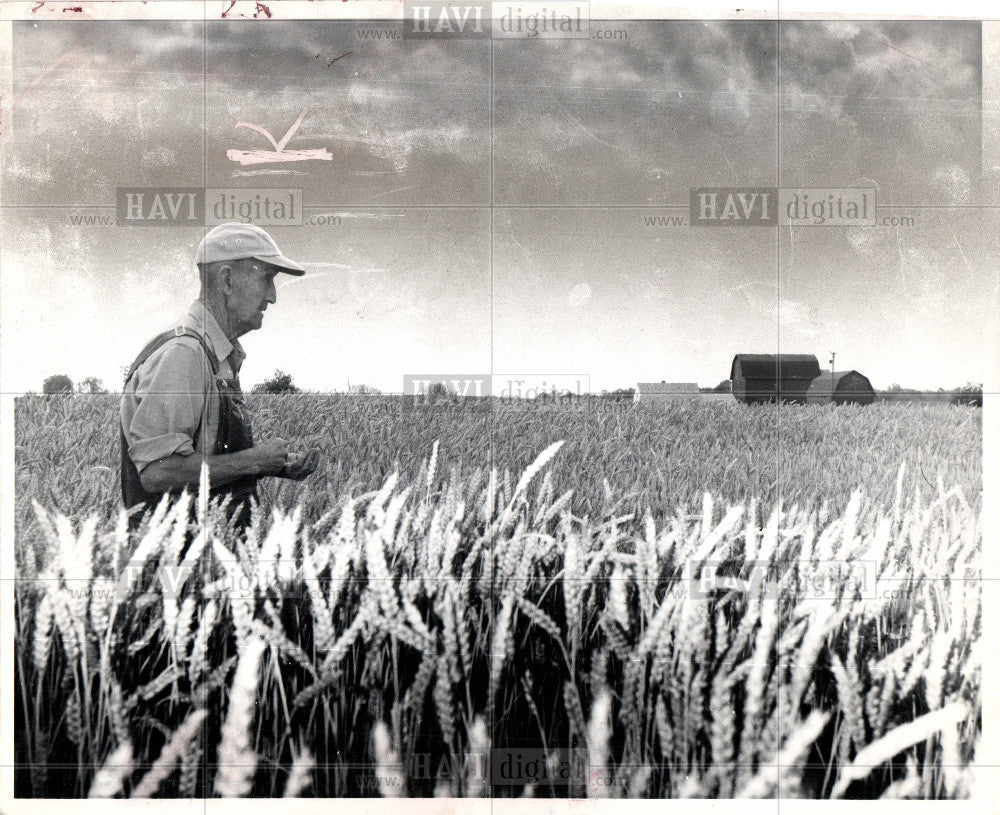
{"left": 227, "top": 260, "right": 278, "bottom": 335}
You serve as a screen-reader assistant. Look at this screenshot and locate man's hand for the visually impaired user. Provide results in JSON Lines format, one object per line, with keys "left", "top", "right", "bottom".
{"left": 251, "top": 438, "right": 290, "bottom": 476}
{"left": 282, "top": 449, "right": 320, "bottom": 481}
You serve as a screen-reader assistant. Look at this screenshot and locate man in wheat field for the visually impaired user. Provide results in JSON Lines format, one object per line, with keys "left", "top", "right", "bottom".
{"left": 120, "top": 222, "right": 319, "bottom": 534}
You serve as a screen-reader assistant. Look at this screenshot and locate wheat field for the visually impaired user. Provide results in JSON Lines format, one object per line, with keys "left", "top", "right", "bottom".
{"left": 13, "top": 394, "right": 983, "bottom": 798}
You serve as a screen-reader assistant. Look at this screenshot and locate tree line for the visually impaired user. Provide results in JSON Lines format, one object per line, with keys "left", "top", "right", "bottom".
{"left": 35, "top": 373, "right": 984, "bottom": 406}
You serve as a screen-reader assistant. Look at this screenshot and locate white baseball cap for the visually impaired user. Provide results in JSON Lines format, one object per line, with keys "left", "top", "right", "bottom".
{"left": 195, "top": 223, "right": 305, "bottom": 276}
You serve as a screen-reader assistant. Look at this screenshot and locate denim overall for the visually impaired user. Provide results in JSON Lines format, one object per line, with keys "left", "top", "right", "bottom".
{"left": 120, "top": 327, "right": 258, "bottom": 533}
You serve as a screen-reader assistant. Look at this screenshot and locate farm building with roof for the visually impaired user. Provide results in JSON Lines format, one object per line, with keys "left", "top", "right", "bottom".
{"left": 634, "top": 382, "right": 700, "bottom": 403}
{"left": 730, "top": 354, "right": 821, "bottom": 404}
{"left": 806, "top": 370, "right": 876, "bottom": 405}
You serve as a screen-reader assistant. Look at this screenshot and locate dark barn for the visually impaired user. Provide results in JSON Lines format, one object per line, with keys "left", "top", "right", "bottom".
{"left": 730, "top": 354, "right": 821, "bottom": 404}
{"left": 806, "top": 370, "right": 877, "bottom": 405}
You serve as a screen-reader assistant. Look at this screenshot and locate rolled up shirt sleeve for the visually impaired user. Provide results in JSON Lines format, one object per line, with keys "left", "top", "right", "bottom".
{"left": 124, "top": 342, "right": 210, "bottom": 474}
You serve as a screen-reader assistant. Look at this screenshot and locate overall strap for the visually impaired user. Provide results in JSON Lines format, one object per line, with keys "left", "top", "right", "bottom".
{"left": 123, "top": 326, "right": 220, "bottom": 386}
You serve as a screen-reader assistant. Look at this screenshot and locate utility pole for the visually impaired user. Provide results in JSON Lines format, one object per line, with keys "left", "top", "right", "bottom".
{"left": 829, "top": 352, "right": 836, "bottom": 383}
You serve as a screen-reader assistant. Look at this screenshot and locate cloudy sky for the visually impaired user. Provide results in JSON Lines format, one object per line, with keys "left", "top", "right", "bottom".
{"left": 1, "top": 18, "right": 996, "bottom": 392}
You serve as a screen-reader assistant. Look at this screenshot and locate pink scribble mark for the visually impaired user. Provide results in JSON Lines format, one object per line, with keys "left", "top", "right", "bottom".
{"left": 63, "top": 5, "right": 83, "bottom": 10}
{"left": 11, "top": 48, "right": 80, "bottom": 113}
{"left": 881, "top": 37, "right": 925, "bottom": 65}
{"left": 318, "top": 51, "right": 352, "bottom": 66}
{"left": 227, "top": 107, "right": 332, "bottom": 166}
{"left": 31, "top": 2, "right": 45, "bottom": 11}
{"left": 221, "top": 1, "right": 273, "bottom": 18}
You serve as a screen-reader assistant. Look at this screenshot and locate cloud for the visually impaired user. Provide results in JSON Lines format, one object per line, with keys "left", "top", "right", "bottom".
{"left": 567, "top": 282, "right": 592, "bottom": 309}
{"left": 932, "top": 164, "right": 972, "bottom": 205}
{"left": 779, "top": 298, "right": 823, "bottom": 340}
{"left": 778, "top": 21, "right": 980, "bottom": 199}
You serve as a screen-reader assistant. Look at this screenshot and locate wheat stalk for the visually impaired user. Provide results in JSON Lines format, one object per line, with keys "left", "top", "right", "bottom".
{"left": 372, "top": 721, "right": 405, "bottom": 797}
{"left": 735, "top": 710, "right": 830, "bottom": 798}
{"left": 32, "top": 592, "right": 54, "bottom": 673}
{"left": 301, "top": 534, "right": 335, "bottom": 654}
{"left": 831, "top": 653, "right": 865, "bottom": 760}
{"left": 433, "top": 654, "right": 456, "bottom": 748}
{"left": 709, "top": 667, "right": 736, "bottom": 796}
{"left": 586, "top": 688, "right": 612, "bottom": 798}
{"left": 284, "top": 746, "right": 315, "bottom": 797}
{"left": 736, "top": 592, "right": 779, "bottom": 785}
{"left": 830, "top": 702, "right": 968, "bottom": 798}
{"left": 214, "top": 635, "right": 267, "bottom": 797}
{"left": 87, "top": 741, "right": 134, "bottom": 798}
{"left": 513, "top": 441, "right": 565, "bottom": 501}
{"left": 465, "top": 716, "right": 490, "bottom": 798}
{"left": 132, "top": 709, "right": 208, "bottom": 797}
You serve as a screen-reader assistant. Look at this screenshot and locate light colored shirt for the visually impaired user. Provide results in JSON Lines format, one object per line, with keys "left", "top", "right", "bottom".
{"left": 120, "top": 300, "right": 246, "bottom": 474}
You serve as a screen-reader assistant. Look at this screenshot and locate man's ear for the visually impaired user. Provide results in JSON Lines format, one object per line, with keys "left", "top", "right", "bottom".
{"left": 218, "top": 263, "right": 235, "bottom": 294}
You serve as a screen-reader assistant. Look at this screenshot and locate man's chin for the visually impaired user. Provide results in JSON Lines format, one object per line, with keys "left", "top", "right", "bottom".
{"left": 239, "top": 314, "right": 264, "bottom": 334}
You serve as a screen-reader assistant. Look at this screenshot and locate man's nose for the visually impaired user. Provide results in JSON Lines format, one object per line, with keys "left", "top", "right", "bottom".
{"left": 266, "top": 282, "right": 277, "bottom": 304}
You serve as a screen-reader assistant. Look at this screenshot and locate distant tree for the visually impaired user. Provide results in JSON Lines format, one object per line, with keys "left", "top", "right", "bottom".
{"left": 713, "top": 379, "right": 732, "bottom": 393}
{"left": 42, "top": 374, "right": 74, "bottom": 395}
{"left": 606, "top": 388, "right": 635, "bottom": 402}
{"left": 951, "top": 383, "right": 983, "bottom": 407}
{"left": 426, "top": 382, "right": 453, "bottom": 401}
{"left": 77, "top": 376, "right": 108, "bottom": 394}
{"left": 251, "top": 370, "right": 300, "bottom": 394}
{"left": 349, "top": 383, "right": 382, "bottom": 395}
